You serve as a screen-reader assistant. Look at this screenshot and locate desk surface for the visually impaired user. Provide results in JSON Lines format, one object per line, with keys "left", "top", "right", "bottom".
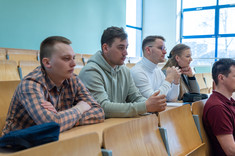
{"left": 59, "top": 117, "right": 140, "bottom": 147}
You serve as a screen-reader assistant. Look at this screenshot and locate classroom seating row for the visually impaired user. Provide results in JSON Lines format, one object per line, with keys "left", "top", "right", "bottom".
{"left": 0, "top": 48, "right": 39, "bottom": 64}
{"left": 0, "top": 60, "right": 41, "bottom": 80}
{"left": 0, "top": 61, "right": 137, "bottom": 82}
{"left": 0, "top": 80, "right": 211, "bottom": 156}
{"left": 0, "top": 47, "right": 215, "bottom": 73}
{"left": 0, "top": 132, "right": 109, "bottom": 156}
{"left": 0, "top": 47, "right": 92, "bottom": 66}
{"left": 0, "top": 60, "right": 138, "bottom": 82}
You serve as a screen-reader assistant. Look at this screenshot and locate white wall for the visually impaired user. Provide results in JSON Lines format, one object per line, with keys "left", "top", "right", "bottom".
{"left": 142, "top": 0, "right": 177, "bottom": 55}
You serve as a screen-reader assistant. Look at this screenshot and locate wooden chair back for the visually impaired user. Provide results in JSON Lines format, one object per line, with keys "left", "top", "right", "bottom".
{"left": 74, "top": 67, "right": 83, "bottom": 75}
{"left": 158, "top": 104, "right": 204, "bottom": 156}
{"left": 73, "top": 60, "right": 84, "bottom": 75}
{"left": 7, "top": 49, "right": 38, "bottom": 65}
{"left": 195, "top": 73, "right": 209, "bottom": 94}
{"left": 0, "top": 60, "right": 20, "bottom": 81}
{"left": 125, "top": 63, "right": 135, "bottom": 69}
{"left": 0, "top": 48, "right": 6, "bottom": 60}
{"left": 103, "top": 114, "right": 168, "bottom": 156}
{"left": 202, "top": 73, "right": 213, "bottom": 93}
{"left": 18, "top": 61, "right": 40, "bottom": 79}
{"left": 82, "top": 54, "right": 92, "bottom": 65}
{"left": 192, "top": 100, "right": 213, "bottom": 156}
{"left": 157, "top": 62, "right": 166, "bottom": 69}
{"left": 0, "top": 80, "right": 20, "bottom": 136}
{"left": 75, "top": 53, "right": 83, "bottom": 65}
{"left": 0, "top": 132, "right": 102, "bottom": 156}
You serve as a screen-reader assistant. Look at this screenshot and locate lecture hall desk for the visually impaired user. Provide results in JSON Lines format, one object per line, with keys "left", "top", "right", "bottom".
{"left": 59, "top": 117, "right": 141, "bottom": 147}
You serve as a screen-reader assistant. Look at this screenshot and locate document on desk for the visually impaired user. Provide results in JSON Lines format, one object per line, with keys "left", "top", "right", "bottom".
{"left": 167, "top": 102, "right": 186, "bottom": 107}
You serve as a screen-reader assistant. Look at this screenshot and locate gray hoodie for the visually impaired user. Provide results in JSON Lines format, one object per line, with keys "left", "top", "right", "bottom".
{"left": 78, "top": 51, "right": 147, "bottom": 118}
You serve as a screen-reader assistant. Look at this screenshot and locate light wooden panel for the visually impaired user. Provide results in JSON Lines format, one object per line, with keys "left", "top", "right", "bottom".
{"left": 0, "top": 60, "right": 20, "bottom": 81}
{"left": 195, "top": 73, "right": 209, "bottom": 94}
{"left": 203, "top": 73, "right": 213, "bottom": 93}
{"left": 73, "top": 61, "right": 84, "bottom": 75}
{"left": 7, "top": 49, "right": 38, "bottom": 65}
{"left": 82, "top": 54, "right": 92, "bottom": 65}
{"left": 19, "top": 61, "right": 40, "bottom": 78}
{"left": 157, "top": 62, "right": 166, "bottom": 69}
{"left": 125, "top": 63, "right": 135, "bottom": 69}
{"left": 0, "top": 132, "right": 102, "bottom": 156}
{"left": 103, "top": 114, "right": 168, "bottom": 156}
{"left": 0, "top": 48, "right": 6, "bottom": 60}
{"left": 59, "top": 117, "right": 140, "bottom": 147}
{"left": 75, "top": 53, "right": 83, "bottom": 65}
{"left": 158, "top": 104, "right": 205, "bottom": 156}
{"left": 0, "top": 80, "right": 20, "bottom": 136}
{"left": 192, "top": 100, "right": 213, "bottom": 156}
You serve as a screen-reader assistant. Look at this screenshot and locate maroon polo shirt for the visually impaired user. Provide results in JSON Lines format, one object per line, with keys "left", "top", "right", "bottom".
{"left": 203, "top": 91, "right": 235, "bottom": 156}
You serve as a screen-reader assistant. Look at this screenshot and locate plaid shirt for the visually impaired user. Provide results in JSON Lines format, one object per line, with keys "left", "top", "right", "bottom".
{"left": 2, "top": 67, "right": 104, "bottom": 135}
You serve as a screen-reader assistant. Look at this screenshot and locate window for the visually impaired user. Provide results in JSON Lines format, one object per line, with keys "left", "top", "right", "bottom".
{"left": 126, "top": 0, "right": 143, "bottom": 57}
{"left": 180, "top": 0, "right": 235, "bottom": 66}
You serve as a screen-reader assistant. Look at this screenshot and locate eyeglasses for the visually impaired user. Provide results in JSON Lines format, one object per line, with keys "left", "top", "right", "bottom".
{"left": 148, "top": 45, "right": 167, "bottom": 51}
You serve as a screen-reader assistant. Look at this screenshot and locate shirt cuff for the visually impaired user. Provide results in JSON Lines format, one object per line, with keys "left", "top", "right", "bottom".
{"left": 188, "top": 76, "right": 196, "bottom": 80}
{"left": 136, "top": 102, "right": 147, "bottom": 114}
{"left": 172, "top": 83, "right": 180, "bottom": 87}
{"left": 163, "top": 80, "right": 171, "bottom": 86}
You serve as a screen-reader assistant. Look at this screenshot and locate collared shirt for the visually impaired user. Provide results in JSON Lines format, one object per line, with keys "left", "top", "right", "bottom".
{"left": 2, "top": 66, "right": 104, "bottom": 135}
{"left": 203, "top": 91, "right": 235, "bottom": 156}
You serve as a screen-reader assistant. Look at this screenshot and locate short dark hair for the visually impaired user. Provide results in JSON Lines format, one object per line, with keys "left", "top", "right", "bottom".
{"left": 101, "top": 26, "right": 127, "bottom": 49}
{"left": 40, "top": 36, "right": 71, "bottom": 69}
{"left": 142, "top": 35, "right": 165, "bottom": 52}
{"left": 212, "top": 58, "right": 235, "bottom": 85}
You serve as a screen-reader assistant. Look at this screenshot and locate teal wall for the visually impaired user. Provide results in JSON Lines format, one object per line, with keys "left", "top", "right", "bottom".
{"left": 0, "top": 0, "right": 126, "bottom": 54}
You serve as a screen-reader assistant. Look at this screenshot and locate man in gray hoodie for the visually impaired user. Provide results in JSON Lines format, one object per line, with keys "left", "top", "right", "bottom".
{"left": 79, "top": 26, "right": 167, "bottom": 118}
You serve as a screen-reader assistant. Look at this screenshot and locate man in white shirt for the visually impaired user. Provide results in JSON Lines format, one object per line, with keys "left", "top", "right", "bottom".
{"left": 131, "top": 36, "right": 181, "bottom": 101}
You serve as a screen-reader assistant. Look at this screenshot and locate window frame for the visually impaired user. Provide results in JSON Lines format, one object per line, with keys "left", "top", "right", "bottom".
{"left": 180, "top": 0, "right": 235, "bottom": 60}
{"left": 126, "top": 0, "right": 143, "bottom": 57}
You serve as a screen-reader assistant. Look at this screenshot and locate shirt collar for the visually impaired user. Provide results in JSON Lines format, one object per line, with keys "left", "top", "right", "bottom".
{"left": 42, "top": 68, "right": 69, "bottom": 91}
{"left": 213, "top": 90, "right": 235, "bottom": 106}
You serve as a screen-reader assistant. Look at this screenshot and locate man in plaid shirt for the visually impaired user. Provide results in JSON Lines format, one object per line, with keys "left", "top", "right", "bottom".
{"left": 2, "top": 36, "right": 105, "bottom": 135}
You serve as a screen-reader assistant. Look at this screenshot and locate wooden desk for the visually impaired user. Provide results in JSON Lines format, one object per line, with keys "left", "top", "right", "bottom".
{"left": 0, "top": 116, "right": 150, "bottom": 155}
{"left": 59, "top": 117, "right": 140, "bottom": 147}
{"left": 103, "top": 114, "right": 168, "bottom": 156}
{"left": 165, "top": 106, "right": 178, "bottom": 111}
{"left": 0, "top": 132, "right": 102, "bottom": 156}
{"left": 159, "top": 104, "right": 203, "bottom": 156}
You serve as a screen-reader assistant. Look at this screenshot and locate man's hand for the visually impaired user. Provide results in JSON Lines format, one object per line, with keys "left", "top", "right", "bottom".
{"left": 165, "top": 66, "right": 181, "bottom": 84}
{"left": 173, "top": 66, "right": 181, "bottom": 84}
{"left": 76, "top": 101, "right": 91, "bottom": 114}
{"left": 41, "top": 101, "right": 57, "bottom": 113}
{"left": 146, "top": 91, "right": 167, "bottom": 112}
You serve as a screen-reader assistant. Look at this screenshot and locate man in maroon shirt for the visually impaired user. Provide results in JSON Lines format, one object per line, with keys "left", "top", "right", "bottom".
{"left": 203, "top": 58, "right": 235, "bottom": 156}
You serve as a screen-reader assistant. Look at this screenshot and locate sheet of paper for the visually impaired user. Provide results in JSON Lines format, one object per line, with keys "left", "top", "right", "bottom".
{"left": 167, "top": 102, "right": 185, "bottom": 107}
